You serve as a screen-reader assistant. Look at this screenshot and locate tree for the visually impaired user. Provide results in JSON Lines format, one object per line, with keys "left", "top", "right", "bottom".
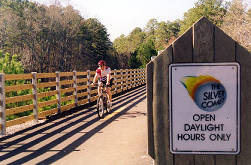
{"left": 154, "top": 20, "right": 181, "bottom": 50}
{"left": 179, "top": 0, "right": 228, "bottom": 34}
{"left": 0, "top": 1, "right": 118, "bottom": 72}
{"left": 137, "top": 39, "right": 157, "bottom": 68}
{"left": 221, "top": 0, "right": 251, "bottom": 51}
{"left": 0, "top": 50, "right": 24, "bottom": 74}
{"left": 113, "top": 18, "right": 180, "bottom": 68}
{"left": 128, "top": 51, "right": 141, "bottom": 69}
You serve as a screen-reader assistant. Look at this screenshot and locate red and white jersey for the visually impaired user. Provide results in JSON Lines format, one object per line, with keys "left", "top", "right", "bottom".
{"left": 96, "top": 66, "right": 111, "bottom": 82}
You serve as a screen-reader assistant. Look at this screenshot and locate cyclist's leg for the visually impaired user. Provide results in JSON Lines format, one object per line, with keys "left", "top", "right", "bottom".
{"left": 106, "top": 87, "right": 112, "bottom": 106}
{"left": 98, "top": 81, "right": 102, "bottom": 97}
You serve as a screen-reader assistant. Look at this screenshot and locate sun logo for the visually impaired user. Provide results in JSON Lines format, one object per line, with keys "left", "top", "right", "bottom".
{"left": 181, "top": 75, "right": 227, "bottom": 112}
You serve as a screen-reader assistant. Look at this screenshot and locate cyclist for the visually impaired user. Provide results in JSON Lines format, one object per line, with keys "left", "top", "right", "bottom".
{"left": 92, "top": 60, "right": 113, "bottom": 108}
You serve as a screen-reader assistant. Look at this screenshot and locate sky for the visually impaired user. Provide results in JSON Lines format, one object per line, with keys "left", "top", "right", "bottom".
{"left": 32, "top": 0, "right": 200, "bottom": 41}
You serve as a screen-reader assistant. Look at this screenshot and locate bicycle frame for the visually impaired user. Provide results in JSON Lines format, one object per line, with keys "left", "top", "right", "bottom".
{"left": 96, "top": 83, "right": 111, "bottom": 118}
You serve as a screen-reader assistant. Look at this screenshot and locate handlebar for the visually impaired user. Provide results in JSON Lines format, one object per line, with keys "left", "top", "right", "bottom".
{"left": 91, "top": 82, "right": 107, "bottom": 87}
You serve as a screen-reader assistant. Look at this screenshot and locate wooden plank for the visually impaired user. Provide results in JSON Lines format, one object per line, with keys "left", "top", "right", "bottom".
{"left": 6, "top": 115, "right": 34, "bottom": 127}
{"left": 77, "top": 85, "right": 88, "bottom": 91}
{"left": 214, "top": 26, "right": 236, "bottom": 165}
{"left": 173, "top": 27, "right": 193, "bottom": 62}
{"left": 147, "top": 60, "right": 154, "bottom": 159}
{"left": 193, "top": 17, "right": 214, "bottom": 63}
{"left": 152, "top": 46, "right": 173, "bottom": 165}
{"left": 90, "top": 71, "right": 96, "bottom": 74}
{"left": 38, "top": 99, "right": 57, "bottom": 108}
{"left": 116, "top": 79, "right": 123, "bottom": 82}
{"left": 193, "top": 17, "right": 214, "bottom": 165}
{"left": 37, "top": 82, "right": 57, "bottom": 88}
{"left": 77, "top": 78, "right": 88, "bottom": 83}
{"left": 77, "top": 92, "right": 88, "bottom": 98}
{"left": 76, "top": 72, "right": 87, "bottom": 76}
{"left": 0, "top": 73, "right": 6, "bottom": 134}
{"left": 90, "top": 96, "right": 98, "bottom": 102}
{"left": 61, "top": 95, "right": 75, "bottom": 103}
{"left": 5, "top": 84, "right": 33, "bottom": 92}
{"left": 37, "top": 73, "right": 56, "bottom": 79}
{"left": 56, "top": 71, "right": 61, "bottom": 113}
{"left": 61, "top": 103, "right": 75, "bottom": 112}
{"left": 37, "top": 90, "right": 57, "bottom": 98}
{"left": 5, "top": 74, "right": 32, "bottom": 81}
{"left": 38, "top": 108, "right": 58, "bottom": 118}
{"left": 172, "top": 21, "right": 194, "bottom": 165}
{"left": 61, "top": 95, "right": 74, "bottom": 102}
{"left": 89, "top": 77, "right": 94, "bottom": 82}
{"left": 78, "top": 99, "right": 88, "bottom": 105}
{"left": 60, "top": 72, "right": 73, "bottom": 77}
{"left": 60, "top": 87, "right": 74, "bottom": 94}
{"left": 6, "top": 104, "right": 34, "bottom": 116}
{"left": 6, "top": 94, "right": 33, "bottom": 104}
{"left": 90, "top": 90, "right": 98, "bottom": 95}
{"left": 215, "top": 155, "right": 235, "bottom": 165}
{"left": 60, "top": 80, "right": 74, "bottom": 85}
{"left": 236, "top": 43, "right": 251, "bottom": 165}
{"left": 215, "top": 26, "right": 235, "bottom": 62}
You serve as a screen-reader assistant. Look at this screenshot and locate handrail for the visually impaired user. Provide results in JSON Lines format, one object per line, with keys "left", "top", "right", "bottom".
{"left": 0, "top": 68, "right": 146, "bottom": 135}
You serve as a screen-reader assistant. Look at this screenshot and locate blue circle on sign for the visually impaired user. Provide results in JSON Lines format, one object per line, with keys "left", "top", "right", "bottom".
{"left": 194, "top": 82, "right": 227, "bottom": 112}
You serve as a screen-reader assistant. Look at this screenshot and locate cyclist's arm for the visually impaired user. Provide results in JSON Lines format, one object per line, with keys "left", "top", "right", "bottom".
{"left": 106, "top": 68, "right": 111, "bottom": 85}
{"left": 107, "top": 73, "right": 111, "bottom": 84}
{"left": 92, "top": 73, "right": 98, "bottom": 84}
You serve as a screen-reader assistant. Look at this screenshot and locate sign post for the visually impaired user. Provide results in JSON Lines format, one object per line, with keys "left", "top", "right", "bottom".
{"left": 169, "top": 63, "right": 240, "bottom": 154}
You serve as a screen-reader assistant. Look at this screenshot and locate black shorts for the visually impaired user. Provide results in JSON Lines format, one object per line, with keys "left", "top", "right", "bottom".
{"left": 101, "top": 78, "right": 114, "bottom": 87}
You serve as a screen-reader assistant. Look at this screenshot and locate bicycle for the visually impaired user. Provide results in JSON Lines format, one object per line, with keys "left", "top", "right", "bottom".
{"left": 95, "top": 83, "right": 112, "bottom": 118}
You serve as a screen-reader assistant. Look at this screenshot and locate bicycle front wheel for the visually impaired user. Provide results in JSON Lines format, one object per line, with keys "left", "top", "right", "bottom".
{"left": 106, "top": 96, "right": 111, "bottom": 114}
{"left": 97, "top": 96, "right": 104, "bottom": 118}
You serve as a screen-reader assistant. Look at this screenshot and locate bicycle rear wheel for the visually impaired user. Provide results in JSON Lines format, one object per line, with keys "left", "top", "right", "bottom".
{"left": 97, "top": 96, "right": 104, "bottom": 118}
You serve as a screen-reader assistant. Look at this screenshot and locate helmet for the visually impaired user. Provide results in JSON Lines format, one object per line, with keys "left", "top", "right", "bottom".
{"left": 98, "top": 60, "right": 106, "bottom": 66}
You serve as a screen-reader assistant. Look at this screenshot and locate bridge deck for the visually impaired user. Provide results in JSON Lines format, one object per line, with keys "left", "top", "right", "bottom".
{"left": 0, "top": 85, "right": 153, "bottom": 165}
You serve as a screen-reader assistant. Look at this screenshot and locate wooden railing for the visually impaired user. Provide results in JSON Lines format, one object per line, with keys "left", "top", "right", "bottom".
{"left": 0, "top": 69, "right": 146, "bottom": 134}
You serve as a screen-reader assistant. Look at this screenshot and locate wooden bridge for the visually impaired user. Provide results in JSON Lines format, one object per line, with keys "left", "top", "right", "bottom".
{"left": 0, "top": 69, "right": 152, "bottom": 164}
{"left": 0, "top": 69, "right": 145, "bottom": 134}
{"left": 0, "top": 85, "right": 152, "bottom": 165}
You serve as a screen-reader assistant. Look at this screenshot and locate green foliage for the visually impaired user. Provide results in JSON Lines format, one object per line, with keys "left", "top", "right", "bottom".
{"left": 0, "top": 50, "right": 31, "bottom": 121}
{"left": 136, "top": 39, "right": 157, "bottom": 68}
{"left": 128, "top": 52, "right": 141, "bottom": 69}
{"left": 179, "top": 0, "right": 228, "bottom": 35}
{"left": 113, "top": 19, "right": 179, "bottom": 68}
{"left": 0, "top": 50, "right": 24, "bottom": 74}
{"left": 0, "top": 1, "right": 118, "bottom": 72}
{"left": 221, "top": 0, "right": 251, "bottom": 51}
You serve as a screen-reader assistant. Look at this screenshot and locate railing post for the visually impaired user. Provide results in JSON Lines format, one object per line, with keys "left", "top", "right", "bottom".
{"left": 73, "top": 70, "right": 78, "bottom": 107}
{"left": 126, "top": 69, "right": 128, "bottom": 90}
{"left": 144, "top": 68, "right": 146, "bottom": 84}
{"left": 128, "top": 69, "right": 131, "bottom": 89}
{"left": 120, "top": 69, "right": 123, "bottom": 91}
{"left": 114, "top": 69, "right": 117, "bottom": 94}
{"left": 87, "top": 70, "right": 91, "bottom": 103}
{"left": 132, "top": 69, "right": 135, "bottom": 88}
{"left": 140, "top": 69, "right": 142, "bottom": 85}
{"left": 135, "top": 69, "right": 139, "bottom": 87}
{"left": 32, "top": 72, "right": 38, "bottom": 122}
{"left": 138, "top": 69, "right": 141, "bottom": 85}
{"left": 56, "top": 71, "right": 61, "bottom": 114}
{"left": 0, "top": 73, "right": 6, "bottom": 135}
